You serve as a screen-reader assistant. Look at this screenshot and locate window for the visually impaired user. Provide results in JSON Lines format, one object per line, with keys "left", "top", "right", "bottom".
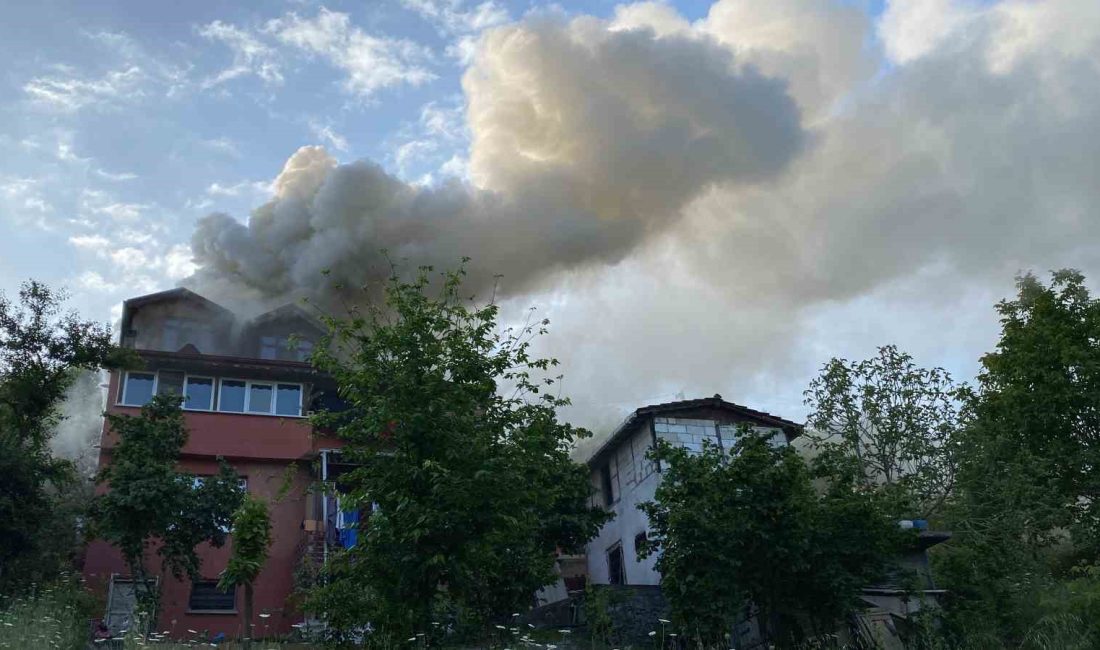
{"left": 218, "top": 380, "right": 247, "bottom": 412}
{"left": 600, "top": 463, "right": 615, "bottom": 508}
{"left": 275, "top": 384, "right": 303, "bottom": 416}
{"left": 120, "top": 372, "right": 156, "bottom": 406}
{"left": 607, "top": 542, "right": 626, "bottom": 585}
{"left": 295, "top": 340, "right": 314, "bottom": 362}
{"left": 183, "top": 377, "right": 215, "bottom": 411}
{"left": 188, "top": 581, "right": 234, "bottom": 612}
{"left": 260, "top": 336, "right": 278, "bottom": 360}
{"left": 156, "top": 370, "right": 184, "bottom": 397}
{"left": 217, "top": 379, "right": 304, "bottom": 416}
{"left": 248, "top": 383, "right": 274, "bottom": 413}
{"left": 634, "top": 531, "right": 648, "bottom": 561}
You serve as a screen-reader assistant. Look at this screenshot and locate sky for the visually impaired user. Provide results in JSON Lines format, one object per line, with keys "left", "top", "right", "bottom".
{"left": 2, "top": 0, "right": 1099, "bottom": 441}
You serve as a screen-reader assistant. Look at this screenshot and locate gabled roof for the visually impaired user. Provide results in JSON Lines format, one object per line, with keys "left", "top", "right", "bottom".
{"left": 120, "top": 287, "right": 233, "bottom": 333}
{"left": 242, "top": 303, "right": 325, "bottom": 335}
{"left": 585, "top": 394, "right": 803, "bottom": 467}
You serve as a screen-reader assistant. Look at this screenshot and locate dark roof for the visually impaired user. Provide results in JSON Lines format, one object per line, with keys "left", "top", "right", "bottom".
{"left": 242, "top": 303, "right": 326, "bottom": 334}
{"left": 121, "top": 287, "right": 233, "bottom": 334}
{"left": 585, "top": 394, "right": 803, "bottom": 467}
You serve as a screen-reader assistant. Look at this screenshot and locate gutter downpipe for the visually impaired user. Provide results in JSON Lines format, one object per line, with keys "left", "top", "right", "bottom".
{"left": 321, "top": 449, "right": 329, "bottom": 566}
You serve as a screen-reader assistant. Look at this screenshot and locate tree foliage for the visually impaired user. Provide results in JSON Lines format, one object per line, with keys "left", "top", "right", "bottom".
{"left": 804, "top": 345, "right": 963, "bottom": 519}
{"left": 0, "top": 280, "right": 126, "bottom": 594}
{"left": 638, "top": 431, "right": 901, "bottom": 647}
{"left": 91, "top": 394, "right": 244, "bottom": 620}
{"left": 304, "top": 265, "right": 610, "bottom": 640}
{"left": 935, "top": 270, "right": 1100, "bottom": 644}
{"left": 219, "top": 494, "right": 272, "bottom": 648}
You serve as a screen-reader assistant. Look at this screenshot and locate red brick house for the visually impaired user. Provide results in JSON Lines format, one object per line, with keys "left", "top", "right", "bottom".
{"left": 82, "top": 288, "right": 347, "bottom": 639}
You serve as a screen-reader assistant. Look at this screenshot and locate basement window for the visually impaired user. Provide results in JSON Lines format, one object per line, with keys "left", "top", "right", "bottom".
{"left": 187, "top": 581, "right": 235, "bottom": 613}
{"left": 120, "top": 371, "right": 156, "bottom": 407}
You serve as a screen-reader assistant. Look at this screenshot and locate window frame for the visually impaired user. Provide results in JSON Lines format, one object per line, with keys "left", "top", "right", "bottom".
{"left": 216, "top": 377, "right": 304, "bottom": 418}
{"left": 181, "top": 374, "right": 216, "bottom": 412}
{"left": 118, "top": 370, "right": 158, "bottom": 407}
{"left": 186, "top": 580, "right": 237, "bottom": 615}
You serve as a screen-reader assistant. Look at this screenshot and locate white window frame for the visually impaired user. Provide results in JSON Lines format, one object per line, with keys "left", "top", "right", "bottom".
{"left": 181, "top": 375, "right": 216, "bottom": 412}
{"left": 216, "top": 377, "right": 304, "bottom": 417}
{"left": 118, "top": 371, "right": 158, "bottom": 407}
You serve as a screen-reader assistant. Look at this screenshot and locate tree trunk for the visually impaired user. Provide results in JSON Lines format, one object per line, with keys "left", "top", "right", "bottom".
{"left": 243, "top": 582, "right": 253, "bottom": 649}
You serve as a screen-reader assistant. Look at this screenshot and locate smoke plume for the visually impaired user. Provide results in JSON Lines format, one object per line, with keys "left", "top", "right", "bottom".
{"left": 187, "top": 13, "right": 805, "bottom": 308}
{"left": 187, "top": 0, "right": 1100, "bottom": 432}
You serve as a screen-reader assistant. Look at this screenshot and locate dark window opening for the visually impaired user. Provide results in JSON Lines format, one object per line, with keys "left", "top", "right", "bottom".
{"left": 600, "top": 463, "right": 614, "bottom": 507}
{"left": 608, "top": 543, "right": 626, "bottom": 585}
{"left": 188, "top": 581, "right": 235, "bottom": 612}
{"left": 634, "top": 531, "right": 648, "bottom": 560}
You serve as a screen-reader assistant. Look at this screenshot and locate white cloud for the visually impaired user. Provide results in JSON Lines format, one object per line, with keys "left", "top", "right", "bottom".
{"left": 80, "top": 189, "right": 148, "bottom": 221}
{"left": 395, "top": 139, "right": 438, "bottom": 174}
{"left": 877, "top": 0, "right": 975, "bottom": 64}
{"left": 0, "top": 177, "right": 53, "bottom": 222}
{"left": 23, "top": 65, "right": 146, "bottom": 112}
{"left": 162, "top": 244, "right": 198, "bottom": 279}
{"left": 94, "top": 169, "right": 138, "bottom": 182}
{"left": 109, "top": 247, "right": 149, "bottom": 271}
{"left": 206, "top": 180, "right": 273, "bottom": 198}
{"left": 267, "top": 8, "right": 436, "bottom": 97}
{"left": 402, "top": 0, "right": 508, "bottom": 64}
{"left": 308, "top": 120, "right": 349, "bottom": 152}
{"left": 198, "top": 20, "right": 284, "bottom": 88}
{"left": 68, "top": 234, "right": 112, "bottom": 253}
{"left": 198, "top": 137, "right": 241, "bottom": 158}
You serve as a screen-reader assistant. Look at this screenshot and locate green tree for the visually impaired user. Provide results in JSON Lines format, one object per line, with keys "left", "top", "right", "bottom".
{"left": 90, "top": 394, "right": 244, "bottom": 628}
{"left": 0, "top": 280, "right": 126, "bottom": 594}
{"left": 305, "top": 264, "right": 610, "bottom": 641}
{"left": 219, "top": 494, "right": 272, "bottom": 649}
{"left": 638, "top": 432, "right": 900, "bottom": 648}
{"left": 936, "top": 270, "right": 1100, "bottom": 644}
{"left": 804, "top": 345, "right": 963, "bottom": 519}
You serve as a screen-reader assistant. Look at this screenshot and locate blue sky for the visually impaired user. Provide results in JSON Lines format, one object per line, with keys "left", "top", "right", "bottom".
{"left": 2, "top": 0, "right": 1098, "bottom": 429}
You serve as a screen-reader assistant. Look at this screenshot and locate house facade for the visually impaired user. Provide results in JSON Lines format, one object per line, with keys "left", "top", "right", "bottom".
{"left": 582, "top": 395, "right": 802, "bottom": 588}
{"left": 82, "top": 288, "right": 346, "bottom": 639}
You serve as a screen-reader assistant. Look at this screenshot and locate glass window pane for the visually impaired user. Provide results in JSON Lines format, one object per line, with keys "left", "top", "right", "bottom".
{"left": 157, "top": 370, "right": 184, "bottom": 397}
{"left": 219, "top": 380, "right": 246, "bottom": 412}
{"left": 248, "top": 383, "right": 273, "bottom": 413}
{"left": 184, "top": 377, "right": 214, "bottom": 410}
{"left": 122, "top": 372, "right": 156, "bottom": 406}
{"left": 275, "top": 384, "right": 302, "bottom": 416}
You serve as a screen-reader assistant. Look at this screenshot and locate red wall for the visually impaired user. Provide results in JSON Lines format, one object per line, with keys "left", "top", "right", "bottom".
{"left": 84, "top": 370, "right": 340, "bottom": 639}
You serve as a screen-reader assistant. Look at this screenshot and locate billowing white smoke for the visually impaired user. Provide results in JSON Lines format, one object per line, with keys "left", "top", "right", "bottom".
{"left": 188, "top": 13, "right": 805, "bottom": 307}
{"left": 187, "top": 0, "right": 1100, "bottom": 434}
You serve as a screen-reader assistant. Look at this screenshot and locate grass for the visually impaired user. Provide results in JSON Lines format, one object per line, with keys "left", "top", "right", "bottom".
{"left": 0, "top": 575, "right": 94, "bottom": 650}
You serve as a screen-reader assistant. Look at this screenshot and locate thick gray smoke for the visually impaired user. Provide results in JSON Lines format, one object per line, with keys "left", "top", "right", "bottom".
{"left": 187, "top": 13, "right": 805, "bottom": 308}
{"left": 187, "top": 0, "right": 1100, "bottom": 437}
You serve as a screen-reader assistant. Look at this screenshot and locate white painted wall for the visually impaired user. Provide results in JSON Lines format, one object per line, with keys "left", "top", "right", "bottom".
{"left": 585, "top": 416, "right": 785, "bottom": 587}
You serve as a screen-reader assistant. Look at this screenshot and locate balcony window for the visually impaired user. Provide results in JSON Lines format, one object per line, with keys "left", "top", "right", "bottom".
{"left": 215, "top": 378, "right": 303, "bottom": 416}
{"left": 247, "top": 383, "right": 274, "bottom": 414}
{"left": 218, "top": 380, "right": 247, "bottom": 412}
{"left": 183, "top": 376, "right": 214, "bottom": 411}
{"left": 275, "top": 384, "right": 303, "bottom": 416}
{"left": 120, "top": 372, "right": 156, "bottom": 407}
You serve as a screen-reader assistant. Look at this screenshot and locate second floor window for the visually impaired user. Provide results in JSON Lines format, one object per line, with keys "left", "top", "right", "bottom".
{"left": 120, "top": 371, "right": 156, "bottom": 407}
{"left": 218, "top": 379, "right": 302, "bottom": 416}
